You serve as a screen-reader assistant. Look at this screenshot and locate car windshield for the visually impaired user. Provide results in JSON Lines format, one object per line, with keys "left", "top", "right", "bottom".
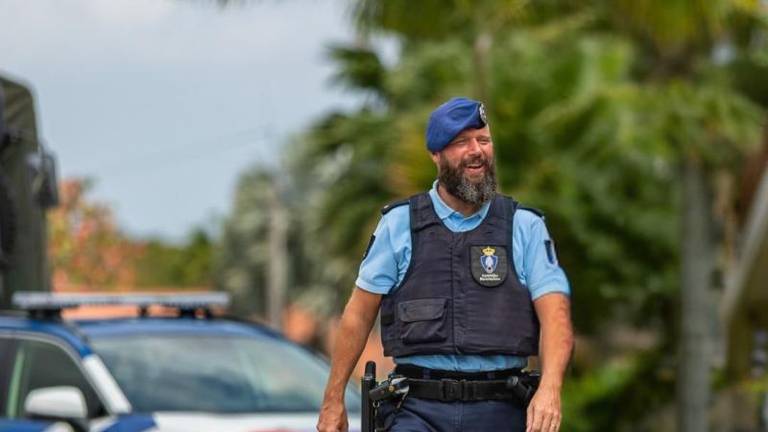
{"left": 91, "top": 334, "right": 360, "bottom": 414}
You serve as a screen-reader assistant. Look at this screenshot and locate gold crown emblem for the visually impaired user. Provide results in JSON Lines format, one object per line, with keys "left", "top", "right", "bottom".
{"left": 482, "top": 246, "right": 495, "bottom": 256}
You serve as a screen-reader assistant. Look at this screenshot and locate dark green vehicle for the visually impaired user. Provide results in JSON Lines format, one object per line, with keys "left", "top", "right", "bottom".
{"left": 0, "top": 72, "right": 59, "bottom": 308}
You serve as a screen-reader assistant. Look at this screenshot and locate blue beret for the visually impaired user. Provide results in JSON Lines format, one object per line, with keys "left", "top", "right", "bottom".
{"left": 426, "top": 97, "right": 488, "bottom": 152}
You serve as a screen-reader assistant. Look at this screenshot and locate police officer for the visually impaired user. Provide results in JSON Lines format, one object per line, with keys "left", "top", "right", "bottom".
{"left": 317, "top": 97, "right": 573, "bottom": 432}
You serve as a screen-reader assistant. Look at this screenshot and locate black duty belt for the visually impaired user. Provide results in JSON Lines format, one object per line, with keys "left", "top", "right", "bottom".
{"left": 392, "top": 365, "right": 539, "bottom": 404}
{"left": 394, "top": 364, "right": 523, "bottom": 381}
{"left": 407, "top": 378, "right": 517, "bottom": 402}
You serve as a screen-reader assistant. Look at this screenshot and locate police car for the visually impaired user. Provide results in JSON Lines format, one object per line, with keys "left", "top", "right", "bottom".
{"left": 0, "top": 292, "right": 360, "bottom": 432}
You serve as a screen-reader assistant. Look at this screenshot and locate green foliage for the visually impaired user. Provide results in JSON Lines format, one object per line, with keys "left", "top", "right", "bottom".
{"left": 327, "top": 45, "right": 388, "bottom": 98}
{"left": 289, "top": 111, "right": 398, "bottom": 306}
{"left": 134, "top": 229, "right": 213, "bottom": 288}
{"left": 352, "top": 0, "right": 527, "bottom": 41}
{"left": 563, "top": 350, "right": 676, "bottom": 431}
{"left": 213, "top": 169, "right": 274, "bottom": 316}
{"left": 728, "top": 53, "right": 768, "bottom": 107}
{"left": 387, "top": 40, "right": 475, "bottom": 107}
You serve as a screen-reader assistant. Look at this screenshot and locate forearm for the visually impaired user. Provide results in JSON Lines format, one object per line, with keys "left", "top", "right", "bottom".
{"left": 536, "top": 294, "right": 574, "bottom": 390}
{"left": 322, "top": 288, "right": 381, "bottom": 403}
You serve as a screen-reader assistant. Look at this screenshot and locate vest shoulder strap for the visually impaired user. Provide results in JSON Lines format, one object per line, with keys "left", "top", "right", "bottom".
{"left": 381, "top": 198, "right": 410, "bottom": 215}
{"left": 518, "top": 205, "right": 545, "bottom": 219}
{"left": 409, "top": 192, "right": 441, "bottom": 231}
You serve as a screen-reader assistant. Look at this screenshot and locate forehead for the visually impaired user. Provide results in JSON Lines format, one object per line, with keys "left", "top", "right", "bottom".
{"left": 452, "top": 126, "right": 491, "bottom": 141}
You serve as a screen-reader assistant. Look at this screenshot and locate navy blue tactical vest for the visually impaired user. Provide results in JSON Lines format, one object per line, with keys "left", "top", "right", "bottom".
{"left": 380, "top": 193, "right": 540, "bottom": 358}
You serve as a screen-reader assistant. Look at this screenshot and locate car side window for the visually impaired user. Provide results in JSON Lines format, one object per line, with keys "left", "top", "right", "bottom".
{"left": 0, "top": 337, "right": 18, "bottom": 416}
{"left": 6, "top": 338, "right": 103, "bottom": 419}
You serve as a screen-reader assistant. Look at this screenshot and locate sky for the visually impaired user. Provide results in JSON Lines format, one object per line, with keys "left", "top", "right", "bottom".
{"left": 0, "top": 0, "right": 367, "bottom": 241}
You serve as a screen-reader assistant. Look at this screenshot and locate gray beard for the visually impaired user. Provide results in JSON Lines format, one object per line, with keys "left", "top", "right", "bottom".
{"left": 438, "top": 154, "right": 497, "bottom": 206}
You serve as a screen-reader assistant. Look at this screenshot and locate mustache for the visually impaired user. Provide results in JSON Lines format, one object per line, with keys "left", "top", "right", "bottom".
{"left": 460, "top": 156, "right": 490, "bottom": 168}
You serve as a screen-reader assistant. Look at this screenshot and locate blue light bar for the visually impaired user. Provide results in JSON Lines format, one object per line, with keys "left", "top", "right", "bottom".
{"left": 12, "top": 291, "right": 231, "bottom": 311}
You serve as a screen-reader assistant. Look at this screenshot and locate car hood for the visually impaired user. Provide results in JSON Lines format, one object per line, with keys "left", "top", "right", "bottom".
{"left": 92, "top": 413, "right": 361, "bottom": 432}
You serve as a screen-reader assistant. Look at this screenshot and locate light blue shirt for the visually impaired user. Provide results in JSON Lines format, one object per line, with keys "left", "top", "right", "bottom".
{"left": 356, "top": 181, "right": 571, "bottom": 372}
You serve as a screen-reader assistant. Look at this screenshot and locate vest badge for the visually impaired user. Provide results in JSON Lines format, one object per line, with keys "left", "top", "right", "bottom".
{"left": 470, "top": 245, "right": 508, "bottom": 288}
{"left": 481, "top": 246, "right": 499, "bottom": 273}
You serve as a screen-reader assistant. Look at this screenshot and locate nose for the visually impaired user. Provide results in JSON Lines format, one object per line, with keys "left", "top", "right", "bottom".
{"left": 466, "top": 137, "right": 482, "bottom": 155}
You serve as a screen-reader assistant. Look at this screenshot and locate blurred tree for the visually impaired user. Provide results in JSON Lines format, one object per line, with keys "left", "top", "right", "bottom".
{"left": 49, "top": 178, "right": 216, "bottom": 290}
{"left": 133, "top": 229, "right": 213, "bottom": 288}
{"left": 48, "top": 178, "right": 142, "bottom": 288}
{"left": 590, "top": 2, "right": 766, "bottom": 429}
{"left": 214, "top": 169, "right": 274, "bottom": 317}
{"left": 215, "top": 158, "right": 358, "bottom": 322}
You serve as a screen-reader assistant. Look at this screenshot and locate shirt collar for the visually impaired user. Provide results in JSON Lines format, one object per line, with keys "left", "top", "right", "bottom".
{"left": 428, "top": 180, "right": 491, "bottom": 221}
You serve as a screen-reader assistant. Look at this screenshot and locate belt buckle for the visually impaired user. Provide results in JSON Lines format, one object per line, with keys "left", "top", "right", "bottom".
{"left": 441, "top": 379, "right": 463, "bottom": 401}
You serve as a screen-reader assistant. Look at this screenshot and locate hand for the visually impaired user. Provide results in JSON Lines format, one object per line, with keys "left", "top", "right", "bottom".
{"left": 317, "top": 399, "right": 348, "bottom": 432}
{"left": 526, "top": 385, "right": 561, "bottom": 432}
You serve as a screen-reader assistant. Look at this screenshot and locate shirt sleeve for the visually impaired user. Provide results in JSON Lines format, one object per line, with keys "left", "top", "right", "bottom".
{"left": 522, "top": 216, "right": 571, "bottom": 300}
{"left": 355, "top": 214, "right": 400, "bottom": 295}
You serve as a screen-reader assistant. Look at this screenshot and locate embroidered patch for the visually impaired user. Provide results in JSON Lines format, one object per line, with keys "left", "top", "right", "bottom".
{"left": 363, "top": 234, "right": 376, "bottom": 260}
{"left": 470, "top": 245, "right": 508, "bottom": 287}
{"left": 545, "top": 239, "right": 558, "bottom": 266}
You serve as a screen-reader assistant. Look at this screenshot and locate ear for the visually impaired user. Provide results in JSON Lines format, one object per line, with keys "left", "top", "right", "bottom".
{"left": 430, "top": 151, "right": 440, "bottom": 166}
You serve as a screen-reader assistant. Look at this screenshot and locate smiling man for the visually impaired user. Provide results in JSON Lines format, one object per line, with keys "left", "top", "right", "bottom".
{"left": 317, "top": 97, "right": 574, "bottom": 432}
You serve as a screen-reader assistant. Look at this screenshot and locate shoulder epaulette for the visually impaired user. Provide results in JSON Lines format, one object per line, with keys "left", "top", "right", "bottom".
{"left": 518, "top": 205, "right": 545, "bottom": 219}
{"left": 381, "top": 198, "right": 409, "bottom": 215}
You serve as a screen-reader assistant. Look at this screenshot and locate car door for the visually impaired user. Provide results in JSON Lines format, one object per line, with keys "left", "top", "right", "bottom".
{"left": 0, "top": 336, "right": 75, "bottom": 431}
{"left": 4, "top": 336, "right": 105, "bottom": 421}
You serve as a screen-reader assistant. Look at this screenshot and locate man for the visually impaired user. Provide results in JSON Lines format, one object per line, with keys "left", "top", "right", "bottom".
{"left": 317, "top": 97, "right": 573, "bottom": 432}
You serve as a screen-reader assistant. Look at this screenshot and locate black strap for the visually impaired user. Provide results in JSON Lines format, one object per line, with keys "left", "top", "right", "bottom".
{"left": 409, "top": 193, "right": 441, "bottom": 232}
{"left": 407, "top": 378, "right": 517, "bottom": 402}
{"left": 504, "top": 197, "right": 521, "bottom": 280}
{"left": 518, "top": 205, "right": 545, "bottom": 219}
{"left": 395, "top": 364, "right": 521, "bottom": 381}
{"left": 381, "top": 198, "right": 409, "bottom": 215}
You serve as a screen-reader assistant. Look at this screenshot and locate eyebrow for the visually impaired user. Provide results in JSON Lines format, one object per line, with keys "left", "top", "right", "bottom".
{"left": 452, "top": 134, "right": 492, "bottom": 143}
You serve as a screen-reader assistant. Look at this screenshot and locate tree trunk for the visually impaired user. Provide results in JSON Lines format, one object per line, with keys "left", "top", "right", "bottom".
{"left": 473, "top": 31, "right": 492, "bottom": 106}
{"left": 267, "top": 181, "right": 288, "bottom": 330}
{"left": 678, "top": 156, "right": 713, "bottom": 432}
